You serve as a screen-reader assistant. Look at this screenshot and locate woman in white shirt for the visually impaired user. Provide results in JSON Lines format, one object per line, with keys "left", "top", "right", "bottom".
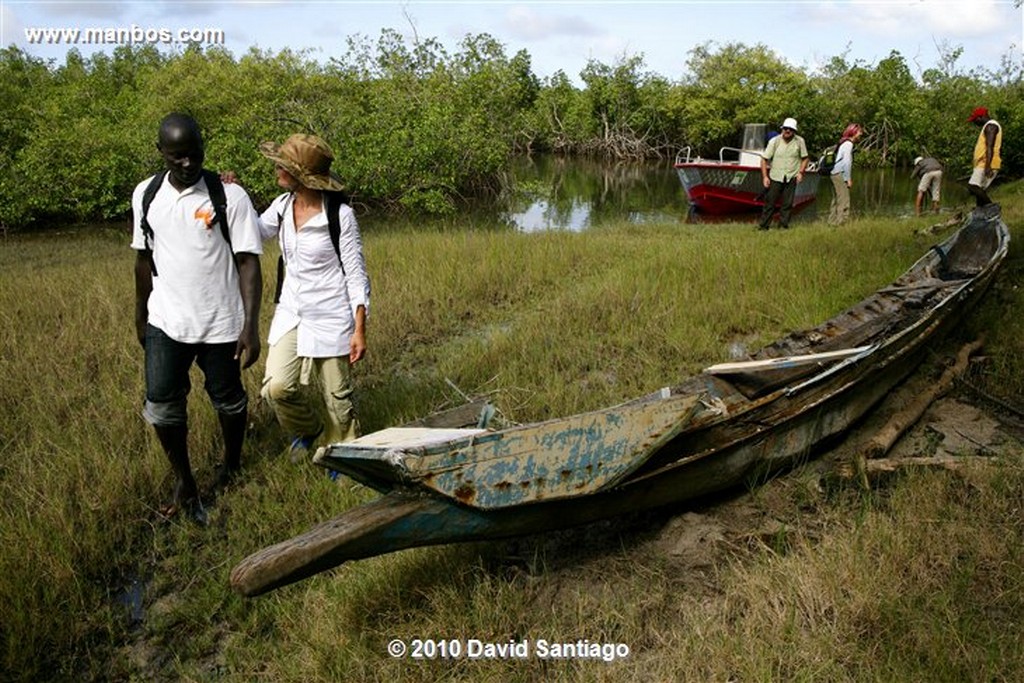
{"left": 257, "top": 134, "right": 370, "bottom": 460}
{"left": 828, "top": 123, "right": 863, "bottom": 226}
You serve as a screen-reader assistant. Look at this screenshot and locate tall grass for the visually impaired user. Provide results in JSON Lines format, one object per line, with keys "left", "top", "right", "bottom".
{"left": 1, "top": 190, "right": 1022, "bottom": 681}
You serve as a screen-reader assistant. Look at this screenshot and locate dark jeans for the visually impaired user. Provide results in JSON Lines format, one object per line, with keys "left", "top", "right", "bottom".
{"left": 759, "top": 178, "right": 797, "bottom": 228}
{"left": 143, "top": 324, "right": 247, "bottom": 426}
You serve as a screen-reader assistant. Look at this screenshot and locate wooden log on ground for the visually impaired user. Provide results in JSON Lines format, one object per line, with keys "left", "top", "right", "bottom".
{"left": 861, "top": 337, "right": 985, "bottom": 460}
{"left": 864, "top": 456, "right": 968, "bottom": 474}
{"left": 834, "top": 455, "right": 991, "bottom": 484}
{"left": 915, "top": 211, "right": 963, "bottom": 236}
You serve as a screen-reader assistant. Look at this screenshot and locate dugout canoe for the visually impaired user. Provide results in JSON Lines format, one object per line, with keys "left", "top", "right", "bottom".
{"left": 231, "top": 204, "right": 1010, "bottom": 596}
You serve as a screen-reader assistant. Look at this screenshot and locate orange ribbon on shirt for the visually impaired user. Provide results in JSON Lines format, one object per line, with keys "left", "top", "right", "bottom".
{"left": 194, "top": 208, "right": 214, "bottom": 228}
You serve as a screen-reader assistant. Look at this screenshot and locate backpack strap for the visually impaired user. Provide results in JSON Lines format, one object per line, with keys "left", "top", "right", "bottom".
{"left": 139, "top": 170, "right": 167, "bottom": 276}
{"left": 201, "top": 169, "right": 231, "bottom": 249}
{"left": 273, "top": 192, "right": 291, "bottom": 304}
{"left": 323, "top": 190, "right": 348, "bottom": 274}
{"left": 272, "top": 190, "right": 350, "bottom": 304}
{"left": 140, "top": 169, "right": 233, "bottom": 277}
{"left": 273, "top": 254, "right": 286, "bottom": 304}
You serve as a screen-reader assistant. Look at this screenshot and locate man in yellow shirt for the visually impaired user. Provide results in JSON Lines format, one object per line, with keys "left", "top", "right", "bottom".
{"left": 966, "top": 106, "right": 1002, "bottom": 208}
{"left": 758, "top": 117, "right": 809, "bottom": 230}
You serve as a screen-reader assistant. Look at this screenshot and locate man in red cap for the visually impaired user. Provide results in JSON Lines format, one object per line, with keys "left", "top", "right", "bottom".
{"left": 966, "top": 107, "right": 1002, "bottom": 207}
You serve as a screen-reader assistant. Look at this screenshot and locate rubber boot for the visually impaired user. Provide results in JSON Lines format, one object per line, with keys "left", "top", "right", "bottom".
{"left": 153, "top": 424, "right": 206, "bottom": 524}
{"left": 215, "top": 407, "right": 247, "bottom": 486}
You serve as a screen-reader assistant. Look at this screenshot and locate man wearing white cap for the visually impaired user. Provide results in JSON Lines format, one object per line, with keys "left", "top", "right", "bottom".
{"left": 758, "top": 117, "right": 809, "bottom": 230}
{"left": 911, "top": 156, "right": 943, "bottom": 216}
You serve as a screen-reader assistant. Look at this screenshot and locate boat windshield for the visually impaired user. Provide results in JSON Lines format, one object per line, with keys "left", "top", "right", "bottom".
{"left": 742, "top": 123, "right": 767, "bottom": 152}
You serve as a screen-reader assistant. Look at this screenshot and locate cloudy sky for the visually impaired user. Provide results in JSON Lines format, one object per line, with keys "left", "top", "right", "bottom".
{"left": 2, "top": 1, "right": 1021, "bottom": 82}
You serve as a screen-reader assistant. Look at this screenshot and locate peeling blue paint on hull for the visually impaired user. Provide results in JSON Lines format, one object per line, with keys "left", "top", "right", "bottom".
{"left": 316, "top": 393, "right": 703, "bottom": 509}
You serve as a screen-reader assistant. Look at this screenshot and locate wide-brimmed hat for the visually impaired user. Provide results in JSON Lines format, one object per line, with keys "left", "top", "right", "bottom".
{"left": 259, "top": 133, "right": 344, "bottom": 191}
{"left": 781, "top": 117, "right": 798, "bottom": 131}
{"left": 967, "top": 106, "right": 988, "bottom": 123}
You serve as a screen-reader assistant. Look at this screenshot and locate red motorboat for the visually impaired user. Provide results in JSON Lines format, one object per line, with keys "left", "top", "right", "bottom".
{"left": 674, "top": 124, "right": 820, "bottom": 215}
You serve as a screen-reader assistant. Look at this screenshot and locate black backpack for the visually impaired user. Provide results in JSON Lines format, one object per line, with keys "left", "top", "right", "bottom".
{"left": 140, "top": 169, "right": 230, "bottom": 276}
{"left": 817, "top": 144, "right": 840, "bottom": 176}
{"left": 272, "top": 190, "right": 350, "bottom": 303}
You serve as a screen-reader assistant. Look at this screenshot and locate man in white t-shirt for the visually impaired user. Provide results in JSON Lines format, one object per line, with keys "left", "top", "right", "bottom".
{"left": 131, "top": 113, "right": 263, "bottom": 523}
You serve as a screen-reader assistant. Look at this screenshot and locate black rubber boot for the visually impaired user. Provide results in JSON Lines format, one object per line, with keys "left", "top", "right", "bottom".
{"left": 215, "top": 408, "right": 247, "bottom": 487}
{"left": 154, "top": 424, "right": 206, "bottom": 524}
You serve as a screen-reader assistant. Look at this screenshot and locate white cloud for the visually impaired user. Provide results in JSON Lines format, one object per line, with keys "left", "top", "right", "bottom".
{"left": 151, "top": 1, "right": 223, "bottom": 19}
{"left": 1, "top": 4, "right": 26, "bottom": 47}
{"left": 31, "top": 2, "right": 126, "bottom": 20}
{"left": 587, "top": 34, "right": 640, "bottom": 65}
{"left": 915, "top": 0, "right": 1004, "bottom": 36}
{"left": 809, "top": 0, "right": 1005, "bottom": 40}
{"left": 502, "top": 5, "right": 602, "bottom": 41}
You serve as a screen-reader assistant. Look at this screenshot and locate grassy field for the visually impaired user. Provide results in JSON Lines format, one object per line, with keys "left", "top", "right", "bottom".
{"left": 1, "top": 185, "right": 1023, "bottom": 682}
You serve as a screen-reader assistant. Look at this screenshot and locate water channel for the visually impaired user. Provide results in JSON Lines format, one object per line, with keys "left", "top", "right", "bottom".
{"left": 361, "top": 156, "right": 974, "bottom": 233}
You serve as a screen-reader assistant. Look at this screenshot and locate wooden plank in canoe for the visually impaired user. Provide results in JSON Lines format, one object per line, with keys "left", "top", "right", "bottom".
{"left": 704, "top": 346, "right": 873, "bottom": 374}
{"left": 338, "top": 427, "right": 488, "bottom": 450}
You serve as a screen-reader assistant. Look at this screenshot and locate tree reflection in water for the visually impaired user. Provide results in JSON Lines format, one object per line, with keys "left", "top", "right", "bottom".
{"left": 362, "top": 158, "right": 975, "bottom": 233}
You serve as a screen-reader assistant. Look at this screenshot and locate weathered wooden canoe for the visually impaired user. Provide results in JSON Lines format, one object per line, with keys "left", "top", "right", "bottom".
{"left": 231, "top": 204, "right": 1009, "bottom": 596}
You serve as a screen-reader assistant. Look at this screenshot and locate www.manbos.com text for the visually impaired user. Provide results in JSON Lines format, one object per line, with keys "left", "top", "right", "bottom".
{"left": 24, "top": 25, "right": 225, "bottom": 47}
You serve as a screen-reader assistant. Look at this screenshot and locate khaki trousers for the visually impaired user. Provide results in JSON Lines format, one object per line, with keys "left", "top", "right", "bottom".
{"left": 828, "top": 173, "right": 850, "bottom": 225}
{"left": 261, "top": 327, "right": 359, "bottom": 445}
